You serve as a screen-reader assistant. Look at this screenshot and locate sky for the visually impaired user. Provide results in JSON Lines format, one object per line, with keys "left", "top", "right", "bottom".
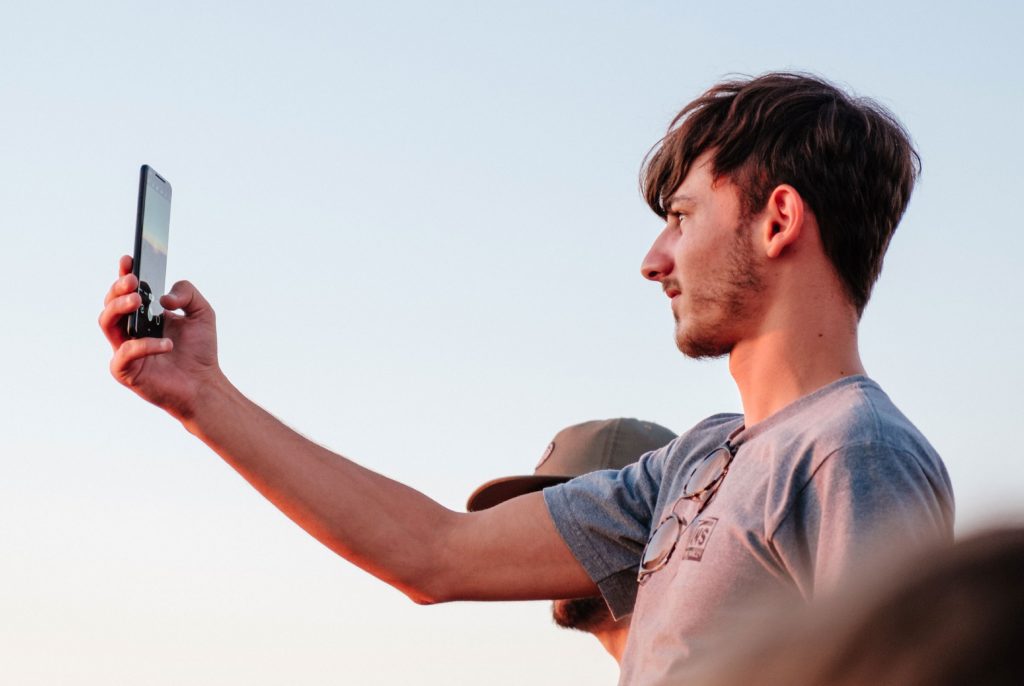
{"left": 1, "top": 1, "right": 1022, "bottom": 683}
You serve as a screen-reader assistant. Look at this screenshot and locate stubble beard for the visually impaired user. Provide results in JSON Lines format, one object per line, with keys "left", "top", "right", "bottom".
{"left": 551, "top": 597, "right": 613, "bottom": 633}
{"left": 674, "top": 223, "right": 765, "bottom": 359}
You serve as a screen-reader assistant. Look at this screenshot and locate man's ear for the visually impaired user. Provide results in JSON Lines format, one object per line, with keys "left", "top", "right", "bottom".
{"left": 760, "top": 184, "right": 805, "bottom": 259}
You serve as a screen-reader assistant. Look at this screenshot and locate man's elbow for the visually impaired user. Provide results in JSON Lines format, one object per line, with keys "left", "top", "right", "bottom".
{"left": 390, "top": 514, "right": 466, "bottom": 606}
{"left": 407, "top": 590, "right": 443, "bottom": 606}
{"left": 396, "top": 565, "right": 459, "bottom": 606}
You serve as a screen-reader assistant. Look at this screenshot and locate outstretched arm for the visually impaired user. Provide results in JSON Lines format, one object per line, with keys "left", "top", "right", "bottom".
{"left": 99, "top": 256, "right": 595, "bottom": 604}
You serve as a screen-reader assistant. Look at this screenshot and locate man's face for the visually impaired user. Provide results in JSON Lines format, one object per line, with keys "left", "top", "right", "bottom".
{"left": 640, "top": 154, "right": 766, "bottom": 358}
{"left": 551, "top": 597, "right": 616, "bottom": 633}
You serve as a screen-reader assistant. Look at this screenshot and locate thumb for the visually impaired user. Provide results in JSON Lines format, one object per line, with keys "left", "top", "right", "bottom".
{"left": 161, "top": 280, "right": 215, "bottom": 318}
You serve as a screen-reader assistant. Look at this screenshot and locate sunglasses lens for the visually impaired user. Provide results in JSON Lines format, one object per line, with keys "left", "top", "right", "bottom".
{"left": 640, "top": 515, "right": 683, "bottom": 571}
{"left": 685, "top": 446, "right": 732, "bottom": 496}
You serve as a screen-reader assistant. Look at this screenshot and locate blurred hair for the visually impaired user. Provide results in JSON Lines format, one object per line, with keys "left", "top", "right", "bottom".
{"left": 688, "top": 528, "right": 1024, "bottom": 686}
{"left": 641, "top": 72, "right": 920, "bottom": 315}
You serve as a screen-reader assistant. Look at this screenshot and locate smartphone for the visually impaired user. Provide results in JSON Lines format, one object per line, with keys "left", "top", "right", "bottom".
{"left": 126, "top": 165, "right": 172, "bottom": 338}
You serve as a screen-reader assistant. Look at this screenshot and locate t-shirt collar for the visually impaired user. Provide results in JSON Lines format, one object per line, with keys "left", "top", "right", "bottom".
{"left": 727, "top": 374, "right": 875, "bottom": 450}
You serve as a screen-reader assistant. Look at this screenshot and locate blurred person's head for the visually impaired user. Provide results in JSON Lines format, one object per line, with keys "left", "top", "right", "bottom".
{"left": 467, "top": 418, "right": 677, "bottom": 663}
{"left": 684, "top": 528, "right": 1024, "bottom": 686}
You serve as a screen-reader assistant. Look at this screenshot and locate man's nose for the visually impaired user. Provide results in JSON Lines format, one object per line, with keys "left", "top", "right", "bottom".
{"left": 641, "top": 226, "right": 674, "bottom": 282}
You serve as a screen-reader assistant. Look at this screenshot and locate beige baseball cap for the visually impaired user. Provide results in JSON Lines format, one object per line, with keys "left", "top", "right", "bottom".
{"left": 466, "top": 417, "right": 677, "bottom": 512}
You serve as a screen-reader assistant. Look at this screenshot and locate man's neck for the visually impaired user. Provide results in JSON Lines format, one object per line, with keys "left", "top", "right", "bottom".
{"left": 593, "top": 623, "right": 630, "bottom": 664}
{"left": 728, "top": 301, "right": 865, "bottom": 427}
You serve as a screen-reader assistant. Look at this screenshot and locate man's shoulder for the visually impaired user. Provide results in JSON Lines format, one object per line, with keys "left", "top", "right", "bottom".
{"left": 762, "top": 376, "right": 930, "bottom": 451}
{"left": 812, "top": 376, "right": 936, "bottom": 457}
{"left": 754, "top": 377, "right": 950, "bottom": 502}
{"left": 752, "top": 378, "right": 954, "bottom": 548}
{"left": 726, "top": 376, "right": 947, "bottom": 497}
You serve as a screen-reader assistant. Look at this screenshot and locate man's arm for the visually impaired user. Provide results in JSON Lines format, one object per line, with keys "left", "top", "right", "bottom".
{"left": 99, "top": 256, "right": 596, "bottom": 604}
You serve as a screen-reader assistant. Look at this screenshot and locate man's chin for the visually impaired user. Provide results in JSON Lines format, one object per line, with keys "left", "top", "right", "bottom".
{"left": 675, "top": 326, "right": 732, "bottom": 360}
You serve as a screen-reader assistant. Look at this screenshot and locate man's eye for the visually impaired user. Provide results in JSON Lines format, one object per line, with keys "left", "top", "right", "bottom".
{"left": 674, "top": 212, "right": 687, "bottom": 223}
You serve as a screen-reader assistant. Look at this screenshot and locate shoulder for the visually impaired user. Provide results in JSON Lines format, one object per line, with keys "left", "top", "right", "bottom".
{"left": 748, "top": 377, "right": 953, "bottom": 521}
{"left": 764, "top": 376, "right": 941, "bottom": 466}
{"left": 811, "top": 378, "right": 946, "bottom": 479}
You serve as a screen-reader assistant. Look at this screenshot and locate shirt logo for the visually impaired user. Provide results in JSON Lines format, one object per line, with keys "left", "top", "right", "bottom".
{"left": 684, "top": 517, "right": 718, "bottom": 562}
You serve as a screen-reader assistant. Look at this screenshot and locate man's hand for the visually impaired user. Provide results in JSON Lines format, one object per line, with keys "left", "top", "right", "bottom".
{"left": 98, "top": 255, "right": 222, "bottom": 421}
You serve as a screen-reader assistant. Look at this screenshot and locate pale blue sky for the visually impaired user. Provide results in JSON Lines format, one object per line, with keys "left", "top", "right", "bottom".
{"left": 1, "top": 1, "right": 1022, "bottom": 683}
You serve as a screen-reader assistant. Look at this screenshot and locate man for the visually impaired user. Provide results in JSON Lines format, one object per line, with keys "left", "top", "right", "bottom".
{"left": 466, "top": 417, "right": 677, "bottom": 664}
{"left": 99, "top": 73, "right": 954, "bottom": 685}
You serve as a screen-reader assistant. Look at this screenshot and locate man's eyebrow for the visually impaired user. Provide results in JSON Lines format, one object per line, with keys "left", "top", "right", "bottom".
{"left": 664, "top": 193, "right": 697, "bottom": 209}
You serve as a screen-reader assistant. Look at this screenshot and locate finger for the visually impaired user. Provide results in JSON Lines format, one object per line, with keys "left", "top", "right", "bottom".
{"left": 110, "top": 337, "right": 173, "bottom": 380}
{"left": 119, "top": 255, "right": 133, "bottom": 277}
{"left": 104, "top": 272, "right": 139, "bottom": 306}
{"left": 98, "top": 292, "right": 142, "bottom": 347}
{"left": 162, "top": 280, "right": 214, "bottom": 318}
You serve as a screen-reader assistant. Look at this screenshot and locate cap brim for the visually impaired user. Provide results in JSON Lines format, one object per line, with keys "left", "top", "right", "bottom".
{"left": 466, "top": 474, "right": 573, "bottom": 512}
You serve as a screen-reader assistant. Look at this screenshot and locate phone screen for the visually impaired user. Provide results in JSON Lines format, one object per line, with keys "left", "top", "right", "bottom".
{"left": 129, "top": 165, "right": 172, "bottom": 337}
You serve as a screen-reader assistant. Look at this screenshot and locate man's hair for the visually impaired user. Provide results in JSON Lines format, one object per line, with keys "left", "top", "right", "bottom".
{"left": 641, "top": 72, "right": 920, "bottom": 314}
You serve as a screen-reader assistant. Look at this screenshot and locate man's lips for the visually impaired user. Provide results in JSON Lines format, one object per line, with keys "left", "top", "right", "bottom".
{"left": 663, "top": 285, "right": 681, "bottom": 299}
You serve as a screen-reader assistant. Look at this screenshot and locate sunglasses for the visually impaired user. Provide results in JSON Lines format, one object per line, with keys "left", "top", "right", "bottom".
{"left": 637, "top": 443, "right": 736, "bottom": 584}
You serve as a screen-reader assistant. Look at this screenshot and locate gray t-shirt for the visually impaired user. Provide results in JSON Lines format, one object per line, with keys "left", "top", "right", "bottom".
{"left": 544, "top": 376, "right": 954, "bottom": 686}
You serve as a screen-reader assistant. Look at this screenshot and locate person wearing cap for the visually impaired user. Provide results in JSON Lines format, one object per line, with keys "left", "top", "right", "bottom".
{"left": 467, "top": 418, "right": 677, "bottom": 663}
{"left": 99, "top": 73, "right": 955, "bottom": 685}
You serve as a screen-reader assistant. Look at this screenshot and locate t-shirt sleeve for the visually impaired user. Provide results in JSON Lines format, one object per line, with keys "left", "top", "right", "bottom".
{"left": 543, "top": 446, "right": 667, "bottom": 619}
{"left": 768, "top": 442, "right": 955, "bottom": 599}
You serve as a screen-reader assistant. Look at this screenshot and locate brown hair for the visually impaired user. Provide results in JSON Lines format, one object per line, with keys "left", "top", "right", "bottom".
{"left": 641, "top": 72, "right": 920, "bottom": 314}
